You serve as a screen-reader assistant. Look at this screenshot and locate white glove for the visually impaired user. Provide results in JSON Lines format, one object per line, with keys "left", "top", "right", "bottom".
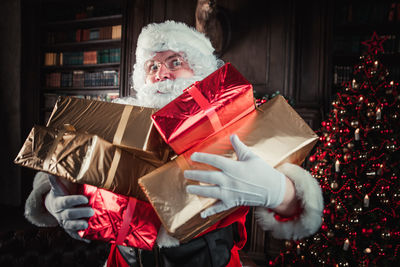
{"left": 185, "top": 134, "right": 287, "bottom": 218}
{"left": 44, "top": 175, "right": 94, "bottom": 242}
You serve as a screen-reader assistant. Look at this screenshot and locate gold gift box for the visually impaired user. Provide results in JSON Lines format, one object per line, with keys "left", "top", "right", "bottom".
{"left": 14, "top": 125, "right": 155, "bottom": 201}
{"left": 139, "top": 95, "right": 319, "bottom": 242}
{"left": 46, "top": 96, "right": 172, "bottom": 165}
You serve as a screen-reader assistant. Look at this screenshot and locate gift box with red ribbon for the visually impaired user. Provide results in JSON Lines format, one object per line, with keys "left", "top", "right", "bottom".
{"left": 151, "top": 63, "right": 255, "bottom": 154}
{"left": 140, "top": 95, "right": 319, "bottom": 242}
{"left": 78, "top": 184, "right": 161, "bottom": 250}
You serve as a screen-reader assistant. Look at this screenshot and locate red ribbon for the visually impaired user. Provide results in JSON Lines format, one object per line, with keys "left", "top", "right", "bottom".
{"left": 115, "top": 197, "right": 137, "bottom": 245}
{"left": 187, "top": 83, "right": 223, "bottom": 132}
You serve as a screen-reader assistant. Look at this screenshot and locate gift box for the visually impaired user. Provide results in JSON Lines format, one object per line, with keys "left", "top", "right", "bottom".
{"left": 151, "top": 63, "right": 255, "bottom": 154}
{"left": 78, "top": 184, "right": 161, "bottom": 250}
{"left": 14, "top": 125, "right": 156, "bottom": 200}
{"left": 46, "top": 96, "right": 172, "bottom": 165}
{"left": 139, "top": 95, "right": 319, "bottom": 242}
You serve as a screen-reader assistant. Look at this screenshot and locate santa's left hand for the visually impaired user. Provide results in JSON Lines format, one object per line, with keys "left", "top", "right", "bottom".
{"left": 185, "top": 134, "right": 287, "bottom": 218}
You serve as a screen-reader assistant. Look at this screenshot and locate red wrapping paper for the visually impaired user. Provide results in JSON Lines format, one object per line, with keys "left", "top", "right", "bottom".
{"left": 78, "top": 184, "right": 160, "bottom": 250}
{"left": 151, "top": 63, "right": 254, "bottom": 154}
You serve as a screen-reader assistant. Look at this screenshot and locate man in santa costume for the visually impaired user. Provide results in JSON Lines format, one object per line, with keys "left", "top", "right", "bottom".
{"left": 24, "top": 21, "right": 323, "bottom": 267}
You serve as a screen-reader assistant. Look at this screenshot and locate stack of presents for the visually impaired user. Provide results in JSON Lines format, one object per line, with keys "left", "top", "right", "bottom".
{"left": 15, "top": 63, "right": 318, "bottom": 249}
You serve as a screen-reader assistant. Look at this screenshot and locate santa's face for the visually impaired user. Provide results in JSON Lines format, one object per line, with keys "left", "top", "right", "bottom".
{"left": 145, "top": 50, "right": 194, "bottom": 84}
{"left": 135, "top": 50, "right": 201, "bottom": 108}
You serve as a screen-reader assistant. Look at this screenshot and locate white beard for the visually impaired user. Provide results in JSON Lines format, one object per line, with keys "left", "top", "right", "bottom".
{"left": 134, "top": 76, "right": 202, "bottom": 108}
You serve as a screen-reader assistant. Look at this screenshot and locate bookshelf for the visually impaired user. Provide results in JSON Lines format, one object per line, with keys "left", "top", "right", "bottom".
{"left": 332, "top": 0, "right": 400, "bottom": 92}
{"left": 39, "top": 0, "right": 126, "bottom": 123}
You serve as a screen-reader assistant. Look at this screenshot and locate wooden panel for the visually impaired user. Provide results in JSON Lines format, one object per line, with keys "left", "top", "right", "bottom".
{"left": 151, "top": 0, "right": 166, "bottom": 22}
{"left": 164, "top": 0, "right": 196, "bottom": 25}
{"left": 1, "top": 0, "right": 22, "bottom": 206}
{"left": 295, "top": 107, "right": 322, "bottom": 131}
{"left": 219, "top": 0, "right": 269, "bottom": 85}
{"left": 266, "top": 0, "right": 296, "bottom": 98}
{"left": 217, "top": 0, "right": 298, "bottom": 99}
{"left": 123, "top": 0, "right": 153, "bottom": 96}
{"left": 295, "top": 0, "right": 329, "bottom": 109}
{"left": 245, "top": 208, "right": 267, "bottom": 264}
{"left": 20, "top": 0, "right": 42, "bottom": 204}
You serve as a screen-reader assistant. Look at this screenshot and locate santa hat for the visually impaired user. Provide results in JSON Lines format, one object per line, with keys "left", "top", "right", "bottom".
{"left": 132, "top": 20, "right": 221, "bottom": 91}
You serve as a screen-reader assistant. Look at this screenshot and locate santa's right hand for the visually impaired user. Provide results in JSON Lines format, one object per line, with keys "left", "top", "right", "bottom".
{"left": 44, "top": 175, "right": 94, "bottom": 243}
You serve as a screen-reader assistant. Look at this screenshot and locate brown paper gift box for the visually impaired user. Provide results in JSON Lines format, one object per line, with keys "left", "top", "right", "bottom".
{"left": 46, "top": 96, "right": 172, "bottom": 165}
{"left": 139, "top": 95, "right": 319, "bottom": 242}
{"left": 14, "top": 125, "right": 155, "bottom": 200}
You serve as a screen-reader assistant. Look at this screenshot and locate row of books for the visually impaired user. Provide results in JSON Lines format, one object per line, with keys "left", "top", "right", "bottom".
{"left": 333, "top": 65, "right": 400, "bottom": 86}
{"left": 46, "top": 25, "right": 121, "bottom": 44}
{"left": 44, "top": 48, "right": 121, "bottom": 66}
{"left": 335, "top": 2, "right": 400, "bottom": 25}
{"left": 45, "top": 70, "right": 119, "bottom": 88}
{"left": 334, "top": 34, "right": 400, "bottom": 54}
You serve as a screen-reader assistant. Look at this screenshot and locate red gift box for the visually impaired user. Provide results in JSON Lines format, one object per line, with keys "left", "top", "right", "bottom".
{"left": 78, "top": 184, "right": 161, "bottom": 250}
{"left": 151, "top": 63, "right": 255, "bottom": 154}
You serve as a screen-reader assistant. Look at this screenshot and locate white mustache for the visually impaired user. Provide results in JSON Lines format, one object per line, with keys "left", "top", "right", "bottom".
{"left": 134, "top": 76, "right": 202, "bottom": 108}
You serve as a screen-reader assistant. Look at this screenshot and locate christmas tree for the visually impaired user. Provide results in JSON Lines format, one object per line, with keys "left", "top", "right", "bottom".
{"left": 270, "top": 32, "right": 400, "bottom": 266}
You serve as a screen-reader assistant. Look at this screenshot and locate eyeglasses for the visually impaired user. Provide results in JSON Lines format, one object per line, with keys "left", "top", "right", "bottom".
{"left": 144, "top": 54, "right": 187, "bottom": 75}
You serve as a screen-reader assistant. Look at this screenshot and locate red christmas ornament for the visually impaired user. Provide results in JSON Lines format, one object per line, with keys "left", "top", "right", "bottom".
{"left": 361, "top": 32, "right": 388, "bottom": 54}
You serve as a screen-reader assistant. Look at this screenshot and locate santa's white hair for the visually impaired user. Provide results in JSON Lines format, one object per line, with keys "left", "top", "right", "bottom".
{"left": 114, "top": 20, "right": 222, "bottom": 108}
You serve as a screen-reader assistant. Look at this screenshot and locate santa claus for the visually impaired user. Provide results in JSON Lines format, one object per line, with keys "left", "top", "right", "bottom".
{"left": 24, "top": 21, "right": 323, "bottom": 267}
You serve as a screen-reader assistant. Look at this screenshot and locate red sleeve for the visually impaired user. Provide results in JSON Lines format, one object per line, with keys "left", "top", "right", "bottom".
{"left": 272, "top": 206, "right": 303, "bottom": 222}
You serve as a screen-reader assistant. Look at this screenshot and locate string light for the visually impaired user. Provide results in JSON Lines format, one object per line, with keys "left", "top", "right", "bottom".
{"left": 363, "top": 194, "right": 370, "bottom": 208}
{"left": 376, "top": 108, "right": 382, "bottom": 120}
{"left": 343, "top": 239, "right": 350, "bottom": 251}
{"left": 335, "top": 159, "right": 340, "bottom": 172}
{"left": 355, "top": 128, "right": 360, "bottom": 141}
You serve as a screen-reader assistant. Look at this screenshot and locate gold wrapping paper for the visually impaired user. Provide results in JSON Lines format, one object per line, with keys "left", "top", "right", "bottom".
{"left": 14, "top": 125, "right": 155, "bottom": 201}
{"left": 46, "top": 96, "right": 172, "bottom": 165}
{"left": 139, "top": 95, "right": 319, "bottom": 242}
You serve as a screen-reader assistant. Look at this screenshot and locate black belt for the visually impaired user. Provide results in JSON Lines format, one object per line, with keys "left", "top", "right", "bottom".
{"left": 117, "top": 223, "right": 237, "bottom": 267}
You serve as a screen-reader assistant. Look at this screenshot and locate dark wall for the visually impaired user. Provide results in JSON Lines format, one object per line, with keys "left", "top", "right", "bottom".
{"left": 0, "top": 0, "right": 22, "bottom": 206}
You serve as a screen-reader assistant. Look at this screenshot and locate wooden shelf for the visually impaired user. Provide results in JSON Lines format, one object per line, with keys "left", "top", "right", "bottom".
{"left": 41, "top": 63, "right": 120, "bottom": 71}
{"left": 43, "top": 86, "right": 119, "bottom": 92}
{"left": 42, "top": 39, "right": 121, "bottom": 51}
{"left": 44, "top": 14, "right": 123, "bottom": 29}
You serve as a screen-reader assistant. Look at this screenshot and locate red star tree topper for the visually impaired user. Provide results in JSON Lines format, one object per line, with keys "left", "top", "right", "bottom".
{"left": 361, "top": 32, "right": 388, "bottom": 54}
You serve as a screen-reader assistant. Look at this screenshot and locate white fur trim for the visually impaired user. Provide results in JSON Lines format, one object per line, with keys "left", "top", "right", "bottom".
{"left": 112, "top": 96, "right": 141, "bottom": 106}
{"left": 156, "top": 225, "right": 180, "bottom": 248}
{"left": 255, "top": 163, "right": 323, "bottom": 240}
{"left": 24, "top": 172, "right": 59, "bottom": 227}
{"left": 133, "top": 20, "right": 221, "bottom": 93}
